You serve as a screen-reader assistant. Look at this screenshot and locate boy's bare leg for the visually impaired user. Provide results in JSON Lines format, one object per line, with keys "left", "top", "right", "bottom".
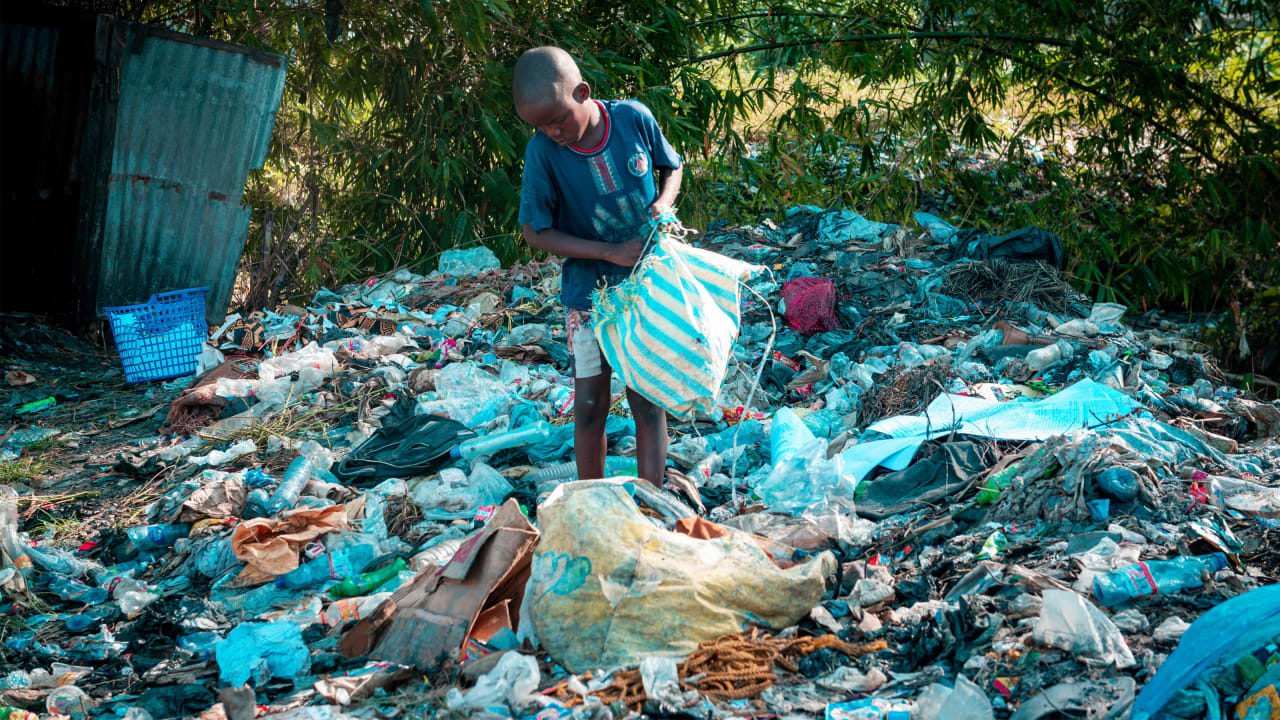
{"left": 627, "top": 388, "right": 667, "bottom": 486}
{"left": 573, "top": 371, "right": 612, "bottom": 480}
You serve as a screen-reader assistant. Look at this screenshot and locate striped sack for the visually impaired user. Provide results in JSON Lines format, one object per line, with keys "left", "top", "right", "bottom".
{"left": 591, "top": 229, "right": 763, "bottom": 419}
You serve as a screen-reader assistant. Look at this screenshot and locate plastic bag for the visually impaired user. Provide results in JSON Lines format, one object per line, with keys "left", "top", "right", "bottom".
{"left": 529, "top": 480, "right": 835, "bottom": 672}
{"left": 444, "top": 651, "right": 540, "bottom": 713}
{"left": 591, "top": 227, "right": 761, "bottom": 419}
{"left": 1032, "top": 589, "right": 1135, "bottom": 668}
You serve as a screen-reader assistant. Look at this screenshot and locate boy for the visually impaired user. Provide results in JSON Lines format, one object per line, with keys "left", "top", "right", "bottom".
{"left": 513, "top": 46, "right": 682, "bottom": 487}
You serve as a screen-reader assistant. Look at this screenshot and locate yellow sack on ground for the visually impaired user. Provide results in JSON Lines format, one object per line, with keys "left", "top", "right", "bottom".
{"left": 529, "top": 480, "right": 836, "bottom": 672}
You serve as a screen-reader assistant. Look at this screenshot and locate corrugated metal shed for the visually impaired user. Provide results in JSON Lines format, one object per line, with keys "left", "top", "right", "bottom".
{"left": 0, "top": 5, "right": 286, "bottom": 326}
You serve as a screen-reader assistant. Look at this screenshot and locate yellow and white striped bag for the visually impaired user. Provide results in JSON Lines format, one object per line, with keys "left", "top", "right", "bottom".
{"left": 591, "top": 224, "right": 762, "bottom": 419}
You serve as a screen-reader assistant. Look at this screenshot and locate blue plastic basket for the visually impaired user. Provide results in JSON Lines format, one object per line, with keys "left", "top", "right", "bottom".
{"left": 103, "top": 287, "right": 210, "bottom": 383}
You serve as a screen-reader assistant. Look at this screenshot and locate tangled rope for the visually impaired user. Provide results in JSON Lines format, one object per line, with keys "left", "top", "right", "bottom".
{"left": 565, "top": 630, "right": 889, "bottom": 711}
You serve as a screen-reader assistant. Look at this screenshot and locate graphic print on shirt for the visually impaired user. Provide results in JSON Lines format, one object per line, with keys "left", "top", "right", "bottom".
{"left": 588, "top": 152, "right": 621, "bottom": 195}
{"left": 591, "top": 189, "right": 647, "bottom": 241}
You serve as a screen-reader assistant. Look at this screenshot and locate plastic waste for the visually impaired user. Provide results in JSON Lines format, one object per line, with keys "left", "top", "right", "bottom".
{"left": 177, "top": 631, "right": 222, "bottom": 659}
{"left": 329, "top": 557, "right": 405, "bottom": 598}
{"left": 916, "top": 675, "right": 992, "bottom": 720}
{"left": 45, "top": 685, "right": 90, "bottom": 717}
{"left": 1132, "top": 584, "right": 1280, "bottom": 720}
{"left": 125, "top": 523, "right": 191, "bottom": 552}
{"left": 444, "top": 651, "right": 540, "bottom": 712}
{"left": 1092, "top": 553, "right": 1227, "bottom": 606}
{"left": 1095, "top": 467, "right": 1139, "bottom": 501}
{"left": 0, "top": 708, "right": 38, "bottom": 720}
{"left": 1033, "top": 589, "right": 1135, "bottom": 667}
{"left": 322, "top": 591, "right": 391, "bottom": 627}
{"left": 824, "top": 698, "right": 911, "bottom": 720}
{"left": 437, "top": 246, "right": 501, "bottom": 277}
{"left": 64, "top": 606, "right": 116, "bottom": 633}
{"left": 0, "top": 488, "right": 34, "bottom": 582}
{"left": 525, "top": 455, "right": 637, "bottom": 492}
{"left": 274, "top": 542, "right": 377, "bottom": 589}
{"left": 265, "top": 456, "right": 315, "bottom": 516}
{"left": 976, "top": 444, "right": 1057, "bottom": 505}
{"left": 1025, "top": 339, "right": 1075, "bottom": 371}
{"left": 215, "top": 621, "right": 312, "bottom": 687}
{"left": 47, "top": 576, "right": 108, "bottom": 605}
{"left": 451, "top": 420, "right": 555, "bottom": 460}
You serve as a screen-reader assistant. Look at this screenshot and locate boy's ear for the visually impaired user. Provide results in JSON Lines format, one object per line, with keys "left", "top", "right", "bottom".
{"left": 573, "top": 82, "right": 591, "bottom": 102}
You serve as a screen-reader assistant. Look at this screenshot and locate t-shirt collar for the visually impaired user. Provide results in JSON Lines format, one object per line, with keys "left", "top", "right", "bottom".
{"left": 568, "top": 100, "right": 609, "bottom": 155}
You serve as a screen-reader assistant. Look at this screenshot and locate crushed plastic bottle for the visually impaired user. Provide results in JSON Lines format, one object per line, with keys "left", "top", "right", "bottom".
{"left": 177, "top": 631, "right": 222, "bottom": 660}
{"left": 274, "top": 542, "right": 377, "bottom": 589}
{"left": 47, "top": 576, "right": 108, "bottom": 605}
{"left": 0, "top": 488, "right": 34, "bottom": 582}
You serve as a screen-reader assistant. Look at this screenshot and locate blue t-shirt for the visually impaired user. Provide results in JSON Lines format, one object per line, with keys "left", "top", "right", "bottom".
{"left": 518, "top": 99, "right": 682, "bottom": 310}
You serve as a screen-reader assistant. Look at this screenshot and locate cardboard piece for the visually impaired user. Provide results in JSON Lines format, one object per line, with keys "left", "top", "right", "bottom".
{"left": 338, "top": 499, "right": 538, "bottom": 671}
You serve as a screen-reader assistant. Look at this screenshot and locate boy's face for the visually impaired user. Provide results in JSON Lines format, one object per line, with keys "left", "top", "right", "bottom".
{"left": 516, "top": 82, "right": 593, "bottom": 147}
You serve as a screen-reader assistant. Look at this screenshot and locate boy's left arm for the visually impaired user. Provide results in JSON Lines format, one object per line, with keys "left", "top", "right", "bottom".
{"left": 649, "top": 165, "right": 683, "bottom": 221}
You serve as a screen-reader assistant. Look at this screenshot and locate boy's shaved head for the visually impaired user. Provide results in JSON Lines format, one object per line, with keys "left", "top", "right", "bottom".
{"left": 513, "top": 46, "right": 582, "bottom": 107}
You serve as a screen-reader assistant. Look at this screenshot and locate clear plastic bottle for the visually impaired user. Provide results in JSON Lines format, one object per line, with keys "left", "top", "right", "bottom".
{"left": 1093, "top": 553, "right": 1228, "bottom": 606}
{"left": 274, "top": 543, "right": 377, "bottom": 589}
{"left": 47, "top": 576, "right": 108, "bottom": 605}
{"left": 125, "top": 523, "right": 190, "bottom": 552}
{"left": 265, "top": 456, "right": 315, "bottom": 515}
{"left": 450, "top": 421, "right": 555, "bottom": 460}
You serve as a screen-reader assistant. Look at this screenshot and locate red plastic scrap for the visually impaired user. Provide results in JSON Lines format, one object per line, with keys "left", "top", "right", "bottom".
{"left": 780, "top": 276, "right": 842, "bottom": 335}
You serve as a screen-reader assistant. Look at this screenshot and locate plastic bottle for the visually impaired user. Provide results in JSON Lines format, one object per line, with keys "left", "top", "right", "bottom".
{"left": 1093, "top": 553, "right": 1228, "bottom": 606}
{"left": 265, "top": 456, "right": 315, "bottom": 515}
{"left": 125, "top": 523, "right": 191, "bottom": 552}
{"left": 526, "top": 456, "right": 637, "bottom": 493}
{"left": 0, "top": 489, "right": 34, "bottom": 581}
{"left": 824, "top": 698, "right": 911, "bottom": 720}
{"left": 322, "top": 591, "right": 392, "bottom": 627}
{"left": 976, "top": 444, "right": 1058, "bottom": 505}
{"left": 548, "top": 386, "right": 575, "bottom": 415}
{"left": 177, "top": 631, "right": 222, "bottom": 660}
{"left": 450, "top": 421, "right": 555, "bottom": 460}
{"left": 64, "top": 606, "right": 116, "bottom": 633}
{"left": 329, "top": 557, "right": 406, "bottom": 598}
{"left": 93, "top": 559, "right": 149, "bottom": 590}
{"left": 48, "top": 576, "right": 108, "bottom": 605}
{"left": 274, "top": 543, "right": 377, "bottom": 589}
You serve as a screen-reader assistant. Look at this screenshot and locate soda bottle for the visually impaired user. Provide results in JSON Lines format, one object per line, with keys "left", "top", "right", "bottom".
{"left": 329, "top": 557, "right": 406, "bottom": 598}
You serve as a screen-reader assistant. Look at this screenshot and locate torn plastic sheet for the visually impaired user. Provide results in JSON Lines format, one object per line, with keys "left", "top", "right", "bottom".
{"left": 866, "top": 379, "right": 1145, "bottom": 442}
{"left": 1101, "top": 416, "right": 1268, "bottom": 476}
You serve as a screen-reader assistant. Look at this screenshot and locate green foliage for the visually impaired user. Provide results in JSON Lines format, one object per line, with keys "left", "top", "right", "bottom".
{"left": 105, "top": 0, "right": 1276, "bottom": 360}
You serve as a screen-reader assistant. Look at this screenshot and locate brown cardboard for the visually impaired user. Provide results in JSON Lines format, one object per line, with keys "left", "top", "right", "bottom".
{"left": 338, "top": 498, "right": 538, "bottom": 670}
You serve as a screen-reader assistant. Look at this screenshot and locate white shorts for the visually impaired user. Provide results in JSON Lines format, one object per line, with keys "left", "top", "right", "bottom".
{"left": 566, "top": 309, "right": 604, "bottom": 379}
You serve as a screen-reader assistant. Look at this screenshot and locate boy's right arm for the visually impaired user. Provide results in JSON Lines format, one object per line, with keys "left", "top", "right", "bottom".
{"left": 521, "top": 224, "right": 644, "bottom": 267}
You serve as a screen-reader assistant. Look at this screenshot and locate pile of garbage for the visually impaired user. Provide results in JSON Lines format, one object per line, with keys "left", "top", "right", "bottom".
{"left": 1, "top": 206, "right": 1278, "bottom": 720}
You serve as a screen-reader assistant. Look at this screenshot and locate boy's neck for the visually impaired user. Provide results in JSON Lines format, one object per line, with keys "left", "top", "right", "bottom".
{"left": 575, "top": 100, "right": 606, "bottom": 151}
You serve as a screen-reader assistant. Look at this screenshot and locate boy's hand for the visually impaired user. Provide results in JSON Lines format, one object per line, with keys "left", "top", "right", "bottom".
{"left": 604, "top": 238, "right": 645, "bottom": 267}
{"left": 649, "top": 203, "right": 671, "bottom": 222}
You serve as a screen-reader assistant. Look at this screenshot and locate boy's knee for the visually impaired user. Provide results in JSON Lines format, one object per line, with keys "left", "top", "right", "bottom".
{"left": 574, "top": 391, "right": 610, "bottom": 426}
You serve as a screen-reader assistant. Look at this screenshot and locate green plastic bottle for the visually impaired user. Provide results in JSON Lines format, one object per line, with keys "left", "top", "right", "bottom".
{"left": 329, "top": 557, "right": 406, "bottom": 598}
